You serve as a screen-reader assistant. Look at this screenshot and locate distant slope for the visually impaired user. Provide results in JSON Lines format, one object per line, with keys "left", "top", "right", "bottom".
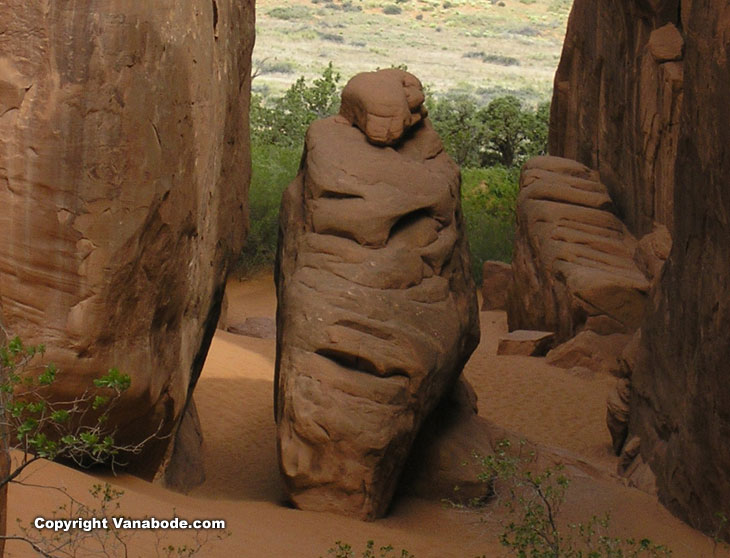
{"left": 253, "top": 0, "right": 571, "bottom": 105}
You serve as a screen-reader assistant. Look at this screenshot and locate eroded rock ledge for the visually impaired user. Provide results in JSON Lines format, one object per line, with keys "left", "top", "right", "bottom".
{"left": 275, "top": 69, "right": 480, "bottom": 520}
{"left": 508, "top": 156, "right": 650, "bottom": 343}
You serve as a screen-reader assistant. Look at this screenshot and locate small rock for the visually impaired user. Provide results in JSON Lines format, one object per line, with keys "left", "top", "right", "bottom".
{"left": 497, "top": 330, "right": 554, "bottom": 356}
{"left": 634, "top": 224, "right": 672, "bottom": 281}
{"left": 481, "top": 260, "right": 512, "bottom": 311}
{"left": 227, "top": 317, "right": 276, "bottom": 339}
{"left": 648, "top": 23, "right": 684, "bottom": 63}
{"left": 339, "top": 68, "right": 427, "bottom": 146}
{"left": 546, "top": 330, "right": 632, "bottom": 376}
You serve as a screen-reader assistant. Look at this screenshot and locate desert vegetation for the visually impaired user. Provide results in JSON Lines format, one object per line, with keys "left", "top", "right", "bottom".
{"left": 243, "top": 63, "right": 549, "bottom": 281}
{"left": 242, "top": 0, "right": 565, "bottom": 280}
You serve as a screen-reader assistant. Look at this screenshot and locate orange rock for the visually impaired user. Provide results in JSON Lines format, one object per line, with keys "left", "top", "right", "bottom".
{"left": 275, "top": 72, "right": 479, "bottom": 520}
{"left": 0, "top": 1, "right": 255, "bottom": 480}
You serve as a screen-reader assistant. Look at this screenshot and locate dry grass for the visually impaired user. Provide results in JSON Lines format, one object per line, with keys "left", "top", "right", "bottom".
{"left": 253, "top": 0, "right": 571, "bottom": 106}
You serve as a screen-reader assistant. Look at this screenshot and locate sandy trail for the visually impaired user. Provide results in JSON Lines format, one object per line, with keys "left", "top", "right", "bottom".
{"left": 5, "top": 274, "right": 728, "bottom": 557}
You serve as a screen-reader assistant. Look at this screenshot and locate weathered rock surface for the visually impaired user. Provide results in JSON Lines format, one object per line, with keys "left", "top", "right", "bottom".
{"left": 227, "top": 317, "right": 276, "bottom": 339}
{"left": 546, "top": 331, "right": 632, "bottom": 377}
{"left": 339, "top": 69, "right": 427, "bottom": 146}
{"left": 0, "top": 1, "right": 254, "bottom": 478}
{"left": 606, "top": 378, "right": 631, "bottom": 455}
{"left": 648, "top": 24, "right": 684, "bottom": 63}
{"left": 481, "top": 260, "right": 512, "bottom": 310}
{"left": 275, "top": 70, "right": 479, "bottom": 520}
{"left": 629, "top": 2, "right": 730, "bottom": 535}
{"left": 497, "top": 330, "right": 554, "bottom": 357}
{"left": 633, "top": 224, "right": 671, "bottom": 282}
{"left": 402, "top": 377, "right": 491, "bottom": 504}
{"left": 508, "top": 156, "right": 650, "bottom": 342}
{"left": 549, "top": 0, "right": 683, "bottom": 237}
{"left": 552, "top": 0, "right": 730, "bottom": 537}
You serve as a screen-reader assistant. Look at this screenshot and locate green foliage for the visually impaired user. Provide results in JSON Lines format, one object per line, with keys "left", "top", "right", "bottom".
{"left": 1, "top": 336, "right": 138, "bottom": 487}
{"left": 268, "top": 5, "right": 312, "bottom": 19}
{"left": 475, "top": 440, "right": 673, "bottom": 558}
{"left": 427, "top": 93, "right": 550, "bottom": 167}
{"left": 250, "top": 62, "right": 341, "bottom": 149}
{"left": 237, "top": 142, "right": 302, "bottom": 275}
{"left": 464, "top": 51, "right": 521, "bottom": 66}
{"left": 324, "top": 540, "right": 414, "bottom": 558}
{"left": 383, "top": 5, "right": 403, "bottom": 14}
{"left": 461, "top": 166, "right": 519, "bottom": 280}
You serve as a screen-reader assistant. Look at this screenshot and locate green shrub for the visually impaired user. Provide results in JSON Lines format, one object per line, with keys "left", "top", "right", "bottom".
{"left": 475, "top": 440, "right": 673, "bottom": 558}
{"left": 461, "top": 165, "right": 519, "bottom": 281}
{"left": 383, "top": 5, "right": 403, "bottom": 14}
{"left": 427, "top": 93, "right": 550, "bottom": 168}
{"left": 237, "top": 143, "right": 301, "bottom": 275}
{"left": 267, "top": 5, "right": 312, "bottom": 19}
{"left": 250, "top": 62, "right": 341, "bottom": 149}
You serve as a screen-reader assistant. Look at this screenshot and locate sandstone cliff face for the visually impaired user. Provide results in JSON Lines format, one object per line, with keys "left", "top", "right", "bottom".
{"left": 550, "top": 0, "right": 682, "bottom": 237}
{"left": 275, "top": 70, "right": 480, "bottom": 520}
{"left": 0, "top": 1, "right": 254, "bottom": 477}
{"left": 550, "top": 0, "right": 730, "bottom": 537}
{"left": 631, "top": 3, "right": 730, "bottom": 537}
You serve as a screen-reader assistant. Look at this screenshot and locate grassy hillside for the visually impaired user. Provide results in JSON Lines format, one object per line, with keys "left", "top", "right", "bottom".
{"left": 253, "top": 0, "right": 571, "bottom": 106}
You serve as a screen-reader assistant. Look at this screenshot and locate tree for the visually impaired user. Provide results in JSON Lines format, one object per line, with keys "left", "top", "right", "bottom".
{"left": 427, "top": 94, "right": 487, "bottom": 167}
{"left": 480, "top": 96, "right": 534, "bottom": 167}
{"left": 251, "top": 62, "right": 342, "bottom": 148}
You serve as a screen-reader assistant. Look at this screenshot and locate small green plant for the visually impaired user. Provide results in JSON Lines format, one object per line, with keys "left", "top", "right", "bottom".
{"left": 324, "top": 540, "right": 414, "bottom": 558}
{"left": 0, "top": 336, "right": 143, "bottom": 486}
{"left": 475, "top": 440, "right": 673, "bottom": 558}
{"left": 383, "top": 5, "right": 403, "bottom": 14}
{"left": 0, "top": 334, "right": 162, "bottom": 556}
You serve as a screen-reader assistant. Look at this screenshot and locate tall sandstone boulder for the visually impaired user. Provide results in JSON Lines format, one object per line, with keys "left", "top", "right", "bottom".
{"left": 551, "top": 0, "right": 730, "bottom": 537}
{"left": 0, "top": 1, "right": 254, "bottom": 481}
{"left": 275, "top": 69, "right": 480, "bottom": 520}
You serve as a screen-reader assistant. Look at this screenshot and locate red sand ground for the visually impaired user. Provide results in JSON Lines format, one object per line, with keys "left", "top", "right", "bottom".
{"left": 5, "top": 274, "right": 728, "bottom": 557}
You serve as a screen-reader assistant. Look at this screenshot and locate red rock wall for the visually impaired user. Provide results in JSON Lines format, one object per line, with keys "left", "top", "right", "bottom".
{"left": 0, "top": 1, "right": 254, "bottom": 477}
{"left": 631, "top": 0, "right": 730, "bottom": 536}
{"left": 549, "top": 0, "right": 682, "bottom": 236}
{"left": 552, "top": 0, "right": 730, "bottom": 536}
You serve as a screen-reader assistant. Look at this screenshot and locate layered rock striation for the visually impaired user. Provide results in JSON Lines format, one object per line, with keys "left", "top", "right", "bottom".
{"left": 508, "top": 156, "right": 650, "bottom": 343}
{"left": 550, "top": 3, "right": 683, "bottom": 237}
{"left": 275, "top": 69, "right": 480, "bottom": 520}
{"left": 0, "top": 1, "right": 254, "bottom": 479}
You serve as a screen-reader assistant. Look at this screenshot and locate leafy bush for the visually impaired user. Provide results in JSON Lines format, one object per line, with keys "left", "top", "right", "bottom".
{"left": 461, "top": 166, "right": 519, "bottom": 280}
{"left": 238, "top": 143, "right": 301, "bottom": 275}
{"left": 427, "top": 93, "right": 549, "bottom": 167}
{"left": 475, "top": 440, "right": 673, "bottom": 558}
{"left": 463, "top": 51, "right": 521, "bottom": 66}
{"left": 0, "top": 337, "right": 139, "bottom": 482}
{"left": 250, "top": 62, "right": 341, "bottom": 149}
{"left": 383, "top": 5, "right": 403, "bottom": 14}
